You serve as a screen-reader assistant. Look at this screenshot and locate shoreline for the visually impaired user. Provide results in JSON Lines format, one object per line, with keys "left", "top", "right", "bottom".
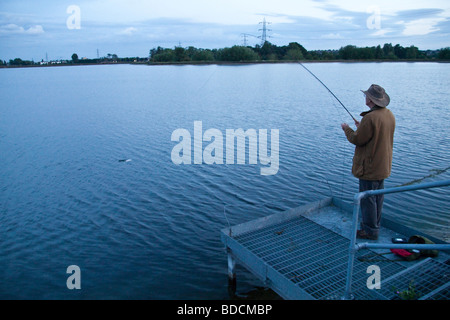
{"left": 1, "top": 59, "right": 449, "bottom": 69}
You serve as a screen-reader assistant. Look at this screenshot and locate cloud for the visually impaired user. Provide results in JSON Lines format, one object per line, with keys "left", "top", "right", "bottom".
{"left": 393, "top": 8, "right": 448, "bottom": 36}
{"left": 118, "top": 27, "right": 138, "bottom": 36}
{"left": 391, "top": 8, "right": 447, "bottom": 36}
{"left": 26, "top": 25, "right": 44, "bottom": 34}
{"left": 402, "top": 18, "right": 442, "bottom": 36}
{"left": 0, "top": 23, "right": 44, "bottom": 35}
{"left": 396, "top": 8, "right": 445, "bottom": 20}
{"left": 370, "top": 28, "right": 394, "bottom": 37}
{"left": 321, "top": 32, "right": 343, "bottom": 39}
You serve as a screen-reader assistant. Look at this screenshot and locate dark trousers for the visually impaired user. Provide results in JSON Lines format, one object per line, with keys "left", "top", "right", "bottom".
{"left": 359, "top": 179, "right": 384, "bottom": 237}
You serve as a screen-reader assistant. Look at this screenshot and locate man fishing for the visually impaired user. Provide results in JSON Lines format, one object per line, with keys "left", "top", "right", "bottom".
{"left": 341, "top": 84, "right": 396, "bottom": 240}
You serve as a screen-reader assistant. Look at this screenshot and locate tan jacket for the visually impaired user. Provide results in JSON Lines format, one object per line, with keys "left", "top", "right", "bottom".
{"left": 344, "top": 107, "right": 395, "bottom": 180}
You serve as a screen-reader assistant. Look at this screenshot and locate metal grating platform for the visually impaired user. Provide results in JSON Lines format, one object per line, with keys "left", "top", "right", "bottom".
{"left": 221, "top": 199, "right": 450, "bottom": 300}
{"left": 227, "top": 208, "right": 407, "bottom": 299}
{"left": 360, "top": 258, "right": 450, "bottom": 300}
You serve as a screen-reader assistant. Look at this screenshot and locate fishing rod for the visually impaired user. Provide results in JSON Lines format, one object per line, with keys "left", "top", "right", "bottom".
{"left": 298, "top": 62, "right": 358, "bottom": 123}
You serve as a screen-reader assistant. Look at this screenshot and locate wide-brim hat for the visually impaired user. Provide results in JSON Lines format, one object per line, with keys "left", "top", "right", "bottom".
{"left": 361, "top": 84, "right": 390, "bottom": 108}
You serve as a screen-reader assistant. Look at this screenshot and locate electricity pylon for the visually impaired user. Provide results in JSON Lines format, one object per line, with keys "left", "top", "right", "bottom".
{"left": 258, "top": 17, "right": 272, "bottom": 46}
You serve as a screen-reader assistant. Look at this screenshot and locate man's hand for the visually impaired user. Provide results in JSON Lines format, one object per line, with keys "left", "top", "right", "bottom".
{"left": 341, "top": 123, "right": 350, "bottom": 131}
{"left": 354, "top": 119, "right": 360, "bottom": 128}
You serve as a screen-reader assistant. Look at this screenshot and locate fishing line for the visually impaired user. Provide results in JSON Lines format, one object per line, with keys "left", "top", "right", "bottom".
{"left": 297, "top": 62, "right": 353, "bottom": 201}
{"left": 194, "top": 66, "right": 218, "bottom": 95}
{"left": 222, "top": 197, "right": 300, "bottom": 234}
{"left": 223, "top": 205, "right": 232, "bottom": 236}
{"left": 298, "top": 62, "right": 357, "bottom": 123}
{"left": 327, "top": 93, "right": 352, "bottom": 201}
{"left": 395, "top": 166, "right": 450, "bottom": 187}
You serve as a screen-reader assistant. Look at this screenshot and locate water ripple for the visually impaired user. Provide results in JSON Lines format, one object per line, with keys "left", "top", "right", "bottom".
{"left": 0, "top": 63, "right": 448, "bottom": 299}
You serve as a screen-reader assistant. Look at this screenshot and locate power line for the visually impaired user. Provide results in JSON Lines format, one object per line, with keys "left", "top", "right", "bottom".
{"left": 240, "top": 33, "right": 259, "bottom": 46}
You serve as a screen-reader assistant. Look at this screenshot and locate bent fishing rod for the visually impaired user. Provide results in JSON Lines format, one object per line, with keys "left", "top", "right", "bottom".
{"left": 298, "top": 62, "right": 358, "bottom": 123}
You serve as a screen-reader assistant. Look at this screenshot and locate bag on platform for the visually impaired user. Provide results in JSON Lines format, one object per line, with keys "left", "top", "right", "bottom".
{"left": 390, "top": 235, "right": 439, "bottom": 261}
{"left": 408, "top": 235, "right": 439, "bottom": 258}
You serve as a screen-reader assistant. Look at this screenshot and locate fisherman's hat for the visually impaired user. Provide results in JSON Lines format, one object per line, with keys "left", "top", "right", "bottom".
{"left": 361, "top": 84, "right": 390, "bottom": 108}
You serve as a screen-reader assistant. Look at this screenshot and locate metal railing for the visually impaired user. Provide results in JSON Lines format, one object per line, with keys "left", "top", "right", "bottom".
{"left": 343, "top": 179, "right": 450, "bottom": 300}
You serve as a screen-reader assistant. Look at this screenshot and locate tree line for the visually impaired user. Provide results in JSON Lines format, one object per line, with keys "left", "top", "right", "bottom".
{"left": 1, "top": 53, "right": 148, "bottom": 67}
{"left": 2, "top": 42, "right": 450, "bottom": 67}
{"left": 149, "top": 42, "right": 450, "bottom": 63}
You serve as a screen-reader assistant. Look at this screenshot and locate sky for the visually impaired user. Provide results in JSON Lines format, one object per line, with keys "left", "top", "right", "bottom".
{"left": 0, "top": 0, "right": 449, "bottom": 61}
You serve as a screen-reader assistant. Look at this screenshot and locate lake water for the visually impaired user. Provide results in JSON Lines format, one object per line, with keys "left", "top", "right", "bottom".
{"left": 0, "top": 62, "right": 449, "bottom": 299}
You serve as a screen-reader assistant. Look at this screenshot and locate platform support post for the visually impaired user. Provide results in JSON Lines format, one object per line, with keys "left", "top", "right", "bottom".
{"left": 227, "top": 248, "right": 236, "bottom": 295}
{"left": 343, "top": 195, "right": 362, "bottom": 300}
